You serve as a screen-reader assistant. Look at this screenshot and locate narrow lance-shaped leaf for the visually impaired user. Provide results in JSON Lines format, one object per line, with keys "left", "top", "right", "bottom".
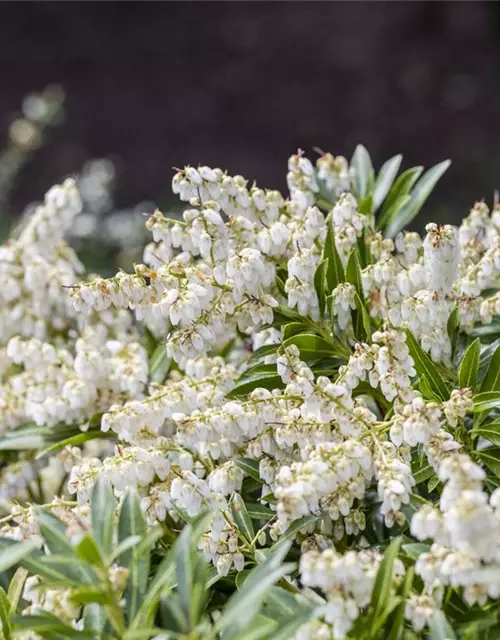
{"left": 481, "top": 344, "right": 500, "bottom": 392}
{"left": 368, "top": 537, "right": 402, "bottom": 625}
{"left": 405, "top": 330, "right": 449, "bottom": 400}
{"left": 313, "top": 258, "right": 329, "bottom": 317}
{"left": 231, "top": 493, "right": 255, "bottom": 543}
{"left": 376, "top": 165, "right": 423, "bottom": 230}
{"left": 385, "top": 159, "right": 451, "bottom": 238}
{"left": 372, "top": 154, "right": 403, "bottom": 212}
{"left": 91, "top": 477, "right": 117, "bottom": 557}
{"left": 213, "top": 542, "right": 295, "bottom": 636}
{"left": 350, "top": 144, "right": 374, "bottom": 200}
{"left": 458, "top": 338, "right": 480, "bottom": 390}
{"left": 322, "top": 220, "right": 345, "bottom": 294}
{"left": 118, "top": 490, "right": 149, "bottom": 623}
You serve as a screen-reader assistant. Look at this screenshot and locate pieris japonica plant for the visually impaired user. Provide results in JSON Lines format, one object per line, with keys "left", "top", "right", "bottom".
{"left": 2, "top": 144, "right": 500, "bottom": 639}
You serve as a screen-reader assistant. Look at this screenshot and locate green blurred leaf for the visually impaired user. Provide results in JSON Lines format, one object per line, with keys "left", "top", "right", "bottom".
{"left": 214, "top": 543, "right": 294, "bottom": 635}
{"left": 271, "top": 515, "right": 318, "bottom": 548}
{"left": 429, "top": 610, "right": 457, "bottom": 640}
{"left": 149, "top": 343, "right": 171, "bottom": 383}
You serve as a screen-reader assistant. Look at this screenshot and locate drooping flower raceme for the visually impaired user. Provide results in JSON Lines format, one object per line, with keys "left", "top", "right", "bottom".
{"left": 4, "top": 147, "right": 500, "bottom": 639}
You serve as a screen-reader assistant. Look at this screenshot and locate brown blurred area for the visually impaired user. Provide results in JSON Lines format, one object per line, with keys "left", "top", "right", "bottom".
{"left": 1, "top": 1, "right": 500, "bottom": 226}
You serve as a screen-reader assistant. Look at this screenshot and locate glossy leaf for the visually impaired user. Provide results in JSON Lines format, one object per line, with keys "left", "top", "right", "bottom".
{"left": 481, "top": 344, "right": 500, "bottom": 392}
{"left": 458, "top": 338, "right": 480, "bottom": 390}
{"left": 118, "top": 490, "right": 149, "bottom": 622}
{"left": 372, "top": 154, "right": 403, "bottom": 212}
{"left": 91, "top": 477, "right": 117, "bottom": 557}
{"left": 405, "top": 330, "right": 449, "bottom": 400}
{"left": 350, "top": 144, "right": 374, "bottom": 200}
{"left": 385, "top": 160, "right": 451, "bottom": 238}
{"left": 231, "top": 493, "right": 255, "bottom": 543}
{"left": 473, "top": 391, "right": 500, "bottom": 413}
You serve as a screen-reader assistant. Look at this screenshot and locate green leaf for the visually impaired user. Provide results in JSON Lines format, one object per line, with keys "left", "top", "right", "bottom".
{"left": 345, "top": 250, "right": 365, "bottom": 301}
{"left": 7, "top": 567, "right": 28, "bottom": 613}
{"left": 245, "top": 503, "right": 274, "bottom": 520}
{"left": 447, "top": 306, "right": 460, "bottom": 338}
{"left": 372, "top": 154, "right": 403, "bottom": 212}
{"left": 0, "top": 540, "right": 38, "bottom": 574}
{"left": 0, "top": 537, "right": 80, "bottom": 586}
{"left": 248, "top": 344, "right": 280, "bottom": 364}
{"left": 353, "top": 292, "right": 372, "bottom": 342}
{"left": 69, "top": 587, "right": 111, "bottom": 606}
{"left": 74, "top": 534, "right": 103, "bottom": 566}
{"left": 368, "top": 537, "right": 402, "bottom": 626}
{"left": 377, "top": 166, "right": 423, "bottom": 230}
{"left": 235, "top": 458, "right": 262, "bottom": 483}
{"left": 377, "top": 194, "right": 411, "bottom": 233}
{"left": 322, "top": 220, "right": 345, "bottom": 294}
{"left": 481, "top": 345, "right": 500, "bottom": 392}
{"left": 476, "top": 448, "right": 500, "bottom": 477}
{"left": 225, "top": 615, "right": 278, "bottom": 640}
{"left": 458, "top": 338, "right": 481, "bottom": 390}
{"left": 412, "top": 455, "right": 434, "bottom": 485}
{"left": 473, "top": 391, "right": 500, "bottom": 413}
{"left": 282, "top": 322, "right": 309, "bottom": 341}
{"left": 419, "top": 374, "right": 442, "bottom": 403}
{"left": 402, "top": 543, "right": 430, "bottom": 559}
{"left": 350, "top": 144, "right": 374, "bottom": 200}
{"left": 238, "top": 363, "right": 277, "bottom": 379}
{"left": 226, "top": 374, "right": 284, "bottom": 399}
{"left": 385, "top": 160, "right": 450, "bottom": 238}
{"left": 314, "top": 258, "right": 329, "bottom": 317}
{"left": 231, "top": 494, "right": 255, "bottom": 543}
{"left": 35, "top": 511, "right": 96, "bottom": 584}
{"left": 214, "top": 543, "right": 295, "bottom": 635}
{"left": 91, "top": 477, "right": 117, "bottom": 557}
{"left": 283, "top": 333, "right": 335, "bottom": 360}
{"left": 271, "top": 515, "right": 318, "bottom": 547}
{"left": 118, "top": 490, "right": 149, "bottom": 623}
{"left": 472, "top": 421, "right": 500, "bottom": 446}
{"left": 36, "top": 429, "right": 110, "bottom": 459}
{"left": 149, "top": 343, "right": 171, "bottom": 383}
{"left": 405, "top": 330, "right": 449, "bottom": 400}
{"left": 12, "top": 612, "right": 95, "bottom": 638}
{"left": 173, "top": 526, "right": 197, "bottom": 629}
{"left": 0, "top": 587, "right": 12, "bottom": 640}
{"left": 429, "top": 610, "right": 457, "bottom": 640}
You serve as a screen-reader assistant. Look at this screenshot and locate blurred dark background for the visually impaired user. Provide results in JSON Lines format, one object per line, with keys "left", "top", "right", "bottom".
{"left": 1, "top": 1, "right": 500, "bottom": 227}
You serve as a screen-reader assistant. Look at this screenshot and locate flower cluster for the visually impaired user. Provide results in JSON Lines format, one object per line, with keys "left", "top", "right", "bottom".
{"left": 4, "top": 146, "right": 500, "bottom": 639}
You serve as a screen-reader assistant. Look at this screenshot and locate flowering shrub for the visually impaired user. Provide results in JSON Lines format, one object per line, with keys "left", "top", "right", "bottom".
{"left": 1, "top": 145, "right": 500, "bottom": 639}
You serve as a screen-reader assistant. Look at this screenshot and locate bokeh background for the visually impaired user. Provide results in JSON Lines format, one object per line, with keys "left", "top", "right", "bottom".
{"left": 1, "top": 1, "right": 500, "bottom": 256}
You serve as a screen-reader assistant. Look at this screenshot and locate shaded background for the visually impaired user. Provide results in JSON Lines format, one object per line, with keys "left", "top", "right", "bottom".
{"left": 1, "top": 1, "right": 500, "bottom": 228}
